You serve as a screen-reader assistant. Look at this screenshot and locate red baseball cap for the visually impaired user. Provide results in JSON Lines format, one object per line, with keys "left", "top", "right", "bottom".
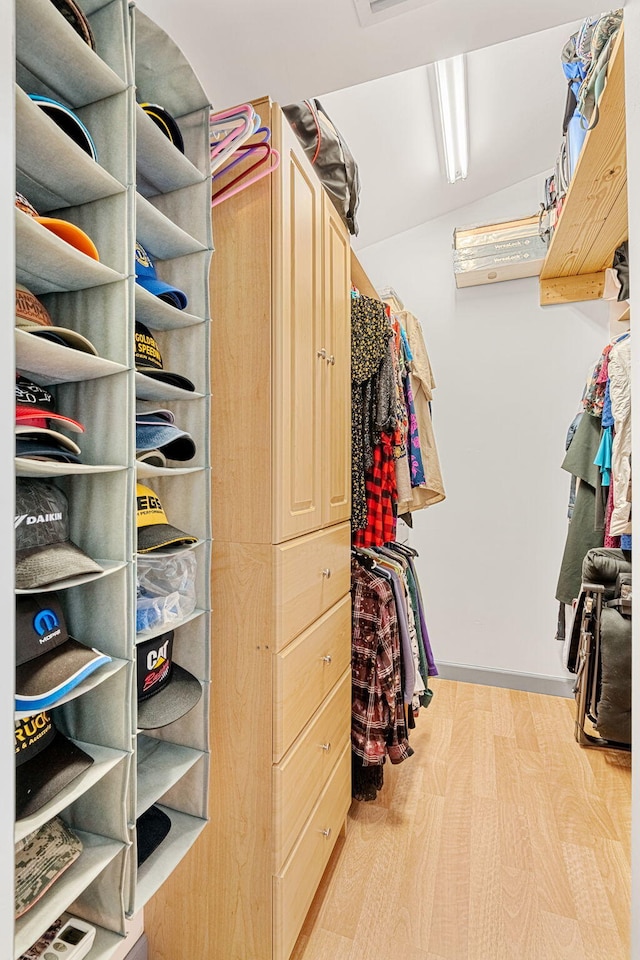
{"left": 15, "top": 376, "right": 84, "bottom": 434}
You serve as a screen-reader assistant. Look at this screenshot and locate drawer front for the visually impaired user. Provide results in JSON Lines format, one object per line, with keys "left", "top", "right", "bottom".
{"left": 274, "top": 595, "right": 351, "bottom": 761}
{"left": 273, "top": 742, "right": 351, "bottom": 960}
{"left": 273, "top": 667, "right": 351, "bottom": 869}
{"left": 273, "top": 522, "right": 351, "bottom": 652}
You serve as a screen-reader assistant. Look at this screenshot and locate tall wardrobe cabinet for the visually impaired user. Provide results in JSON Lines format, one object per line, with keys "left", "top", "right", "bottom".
{"left": 145, "top": 97, "right": 352, "bottom": 960}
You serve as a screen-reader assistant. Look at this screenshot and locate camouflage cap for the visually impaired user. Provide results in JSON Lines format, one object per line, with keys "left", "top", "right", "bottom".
{"left": 15, "top": 816, "right": 83, "bottom": 918}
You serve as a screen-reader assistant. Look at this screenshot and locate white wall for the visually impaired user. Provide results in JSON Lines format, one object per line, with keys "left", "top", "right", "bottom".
{"left": 359, "top": 173, "right": 610, "bottom": 685}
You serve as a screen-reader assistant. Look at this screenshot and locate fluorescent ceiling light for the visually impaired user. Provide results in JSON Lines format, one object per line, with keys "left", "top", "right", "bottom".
{"left": 434, "top": 54, "right": 469, "bottom": 184}
{"left": 352, "top": 0, "right": 439, "bottom": 27}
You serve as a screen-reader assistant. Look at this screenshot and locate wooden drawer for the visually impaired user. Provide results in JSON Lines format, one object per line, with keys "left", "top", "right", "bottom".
{"left": 273, "top": 741, "right": 351, "bottom": 960}
{"left": 273, "top": 667, "right": 351, "bottom": 869}
{"left": 273, "top": 521, "right": 350, "bottom": 652}
{"left": 273, "top": 594, "right": 351, "bottom": 761}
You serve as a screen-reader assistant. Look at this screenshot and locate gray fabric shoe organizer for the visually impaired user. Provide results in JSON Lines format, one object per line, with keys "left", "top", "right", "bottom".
{"left": 14, "top": 2, "right": 213, "bottom": 956}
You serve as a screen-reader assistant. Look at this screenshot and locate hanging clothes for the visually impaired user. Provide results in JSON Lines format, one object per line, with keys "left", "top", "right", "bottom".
{"left": 351, "top": 294, "right": 393, "bottom": 531}
{"left": 608, "top": 334, "right": 631, "bottom": 537}
{"left": 351, "top": 556, "right": 413, "bottom": 801}
{"left": 555, "top": 410, "right": 605, "bottom": 605}
{"left": 393, "top": 308, "right": 446, "bottom": 512}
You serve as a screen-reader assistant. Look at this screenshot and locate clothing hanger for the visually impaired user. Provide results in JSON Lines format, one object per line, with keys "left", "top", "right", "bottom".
{"left": 211, "top": 126, "right": 271, "bottom": 181}
{"left": 211, "top": 146, "right": 280, "bottom": 207}
{"left": 351, "top": 546, "right": 376, "bottom": 571}
{"left": 210, "top": 104, "right": 258, "bottom": 173}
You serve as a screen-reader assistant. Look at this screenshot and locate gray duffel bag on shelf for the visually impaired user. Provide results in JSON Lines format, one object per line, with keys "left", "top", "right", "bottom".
{"left": 282, "top": 97, "right": 361, "bottom": 237}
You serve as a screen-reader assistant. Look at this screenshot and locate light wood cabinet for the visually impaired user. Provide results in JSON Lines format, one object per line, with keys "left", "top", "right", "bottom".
{"left": 145, "top": 97, "right": 352, "bottom": 960}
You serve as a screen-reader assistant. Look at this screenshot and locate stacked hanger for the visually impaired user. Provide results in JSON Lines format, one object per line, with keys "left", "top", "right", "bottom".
{"left": 210, "top": 103, "right": 280, "bottom": 207}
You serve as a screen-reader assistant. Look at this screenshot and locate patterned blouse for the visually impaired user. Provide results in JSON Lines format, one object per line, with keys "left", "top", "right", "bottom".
{"left": 351, "top": 295, "right": 393, "bottom": 530}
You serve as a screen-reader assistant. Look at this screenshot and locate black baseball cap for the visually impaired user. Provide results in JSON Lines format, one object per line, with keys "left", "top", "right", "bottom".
{"left": 134, "top": 321, "right": 194, "bottom": 392}
{"left": 137, "top": 631, "right": 202, "bottom": 729}
{"left": 16, "top": 592, "right": 112, "bottom": 712}
{"left": 139, "top": 102, "right": 184, "bottom": 153}
{"left": 136, "top": 804, "right": 172, "bottom": 866}
{"left": 15, "top": 478, "right": 104, "bottom": 590}
{"left": 15, "top": 710, "right": 94, "bottom": 820}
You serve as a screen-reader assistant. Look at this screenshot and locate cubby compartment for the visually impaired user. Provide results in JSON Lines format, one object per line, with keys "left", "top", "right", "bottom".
{"left": 40, "top": 283, "right": 132, "bottom": 369}
{"left": 15, "top": 0, "right": 129, "bottom": 108}
{"left": 14, "top": 832, "right": 126, "bottom": 959}
{"left": 15, "top": 86, "right": 126, "bottom": 211}
{"left": 16, "top": 208, "right": 124, "bottom": 295}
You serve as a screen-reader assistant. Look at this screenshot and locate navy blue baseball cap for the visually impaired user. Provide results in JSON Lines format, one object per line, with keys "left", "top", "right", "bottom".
{"left": 29, "top": 95, "right": 97, "bottom": 161}
{"left": 16, "top": 593, "right": 111, "bottom": 712}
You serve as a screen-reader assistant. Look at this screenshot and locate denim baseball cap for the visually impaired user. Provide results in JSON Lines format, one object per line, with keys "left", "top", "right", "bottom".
{"left": 136, "top": 410, "right": 196, "bottom": 462}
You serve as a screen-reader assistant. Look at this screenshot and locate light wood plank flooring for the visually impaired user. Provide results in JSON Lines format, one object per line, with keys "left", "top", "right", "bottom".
{"left": 292, "top": 678, "right": 631, "bottom": 960}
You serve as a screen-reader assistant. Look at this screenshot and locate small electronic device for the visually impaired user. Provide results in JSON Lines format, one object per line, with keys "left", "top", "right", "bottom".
{"left": 41, "top": 918, "right": 96, "bottom": 960}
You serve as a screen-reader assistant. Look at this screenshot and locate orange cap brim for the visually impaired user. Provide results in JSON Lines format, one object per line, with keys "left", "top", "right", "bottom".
{"left": 36, "top": 217, "right": 100, "bottom": 261}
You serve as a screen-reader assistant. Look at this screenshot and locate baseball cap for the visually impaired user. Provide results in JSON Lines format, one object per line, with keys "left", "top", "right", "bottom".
{"left": 136, "top": 409, "right": 196, "bottom": 462}
{"left": 139, "top": 102, "right": 185, "bottom": 154}
{"left": 15, "top": 478, "right": 104, "bottom": 590}
{"left": 15, "top": 710, "right": 94, "bottom": 819}
{"left": 29, "top": 94, "right": 98, "bottom": 161}
{"left": 134, "top": 242, "right": 187, "bottom": 309}
{"left": 16, "top": 375, "right": 85, "bottom": 434}
{"left": 16, "top": 592, "right": 112, "bottom": 712}
{"left": 15, "top": 816, "right": 83, "bottom": 919}
{"left": 16, "top": 192, "right": 99, "bottom": 261}
{"left": 137, "top": 449, "right": 167, "bottom": 468}
{"left": 16, "top": 426, "right": 82, "bottom": 464}
{"left": 16, "top": 284, "right": 98, "bottom": 355}
{"left": 49, "top": 0, "right": 96, "bottom": 49}
{"left": 136, "top": 482, "right": 198, "bottom": 553}
{"left": 134, "top": 321, "right": 195, "bottom": 392}
{"left": 137, "top": 804, "right": 172, "bottom": 866}
{"left": 137, "top": 631, "right": 202, "bottom": 729}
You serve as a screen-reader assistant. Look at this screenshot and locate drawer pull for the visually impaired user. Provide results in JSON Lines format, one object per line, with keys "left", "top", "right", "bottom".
{"left": 327, "top": 355, "right": 335, "bottom": 365}
{"left": 321, "top": 742, "right": 332, "bottom": 752}
{"left": 321, "top": 655, "right": 333, "bottom": 664}
{"left": 320, "top": 827, "right": 332, "bottom": 839}
{"left": 321, "top": 568, "right": 332, "bottom": 578}
{"left": 317, "top": 348, "right": 327, "bottom": 359}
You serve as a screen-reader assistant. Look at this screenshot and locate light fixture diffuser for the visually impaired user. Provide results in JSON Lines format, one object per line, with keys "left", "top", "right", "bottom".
{"left": 433, "top": 54, "right": 469, "bottom": 184}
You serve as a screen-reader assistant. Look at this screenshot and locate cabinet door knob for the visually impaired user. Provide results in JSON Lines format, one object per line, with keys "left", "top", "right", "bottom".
{"left": 320, "top": 827, "right": 332, "bottom": 839}
{"left": 321, "top": 654, "right": 332, "bottom": 664}
{"left": 327, "top": 355, "right": 335, "bottom": 365}
{"left": 321, "top": 742, "right": 332, "bottom": 752}
{"left": 322, "top": 568, "right": 331, "bottom": 578}
{"left": 317, "top": 348, "right": 326, "bottom": 359}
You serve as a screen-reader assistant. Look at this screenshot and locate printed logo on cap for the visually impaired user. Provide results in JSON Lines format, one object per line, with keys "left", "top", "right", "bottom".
{"left": 15, "top": 711, "right": 55, "bottom": 764}
{"left": 135, "top": 241, "right": 153, "bottom": 271}
{"left": 138, "top": 632, "right": 174, "bottom": 702}
{"left": 134, "top": 323, "right": 164, "bottom": 372}
{"left": 14, "top": 484, "right": 67, "bottom": 550}
{"left": 16, "top": 286, "right": 51, "bottom": 328}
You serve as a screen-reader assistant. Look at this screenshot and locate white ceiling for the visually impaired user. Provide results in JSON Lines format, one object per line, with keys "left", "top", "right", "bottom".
{"left": 135, "top": 0, "right": 606, "bottom": 249}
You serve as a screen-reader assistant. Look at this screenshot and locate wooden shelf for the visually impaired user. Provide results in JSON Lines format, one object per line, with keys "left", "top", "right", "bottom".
{"left": 539, "top": 23, "right": 627, "bottom": 306}
{"left": 350, "top": 248, "right": 379, "bottom": 299}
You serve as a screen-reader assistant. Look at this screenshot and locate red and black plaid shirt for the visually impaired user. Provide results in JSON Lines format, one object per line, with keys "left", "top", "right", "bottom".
{"left": 352, "top": 431, "right": 397, "bottom": 549}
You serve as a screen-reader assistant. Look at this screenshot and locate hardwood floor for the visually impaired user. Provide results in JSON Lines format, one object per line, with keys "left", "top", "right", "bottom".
{"left": 291, "top": 678, "right": 631, "bottom": 960}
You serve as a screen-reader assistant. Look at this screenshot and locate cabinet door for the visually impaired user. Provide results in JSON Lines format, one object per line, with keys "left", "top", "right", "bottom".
{"left": 322, "top": 193, "right": 351, "bottom": 527}
{"left": 272, "top": 106, "right": 324, "bottom": 542}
